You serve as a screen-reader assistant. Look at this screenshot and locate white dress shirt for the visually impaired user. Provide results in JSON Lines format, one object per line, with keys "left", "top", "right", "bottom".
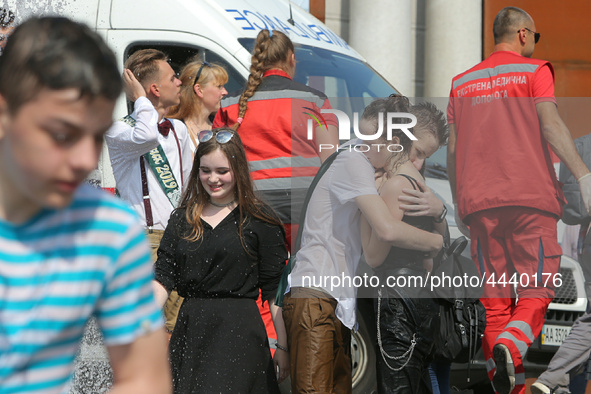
{"left": 106, "top": 97, "right": 193, "bottom": 230}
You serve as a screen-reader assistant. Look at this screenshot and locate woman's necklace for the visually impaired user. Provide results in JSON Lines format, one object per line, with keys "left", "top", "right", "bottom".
{"left": 209, "top": 199, "right": 237, "bottom": 208}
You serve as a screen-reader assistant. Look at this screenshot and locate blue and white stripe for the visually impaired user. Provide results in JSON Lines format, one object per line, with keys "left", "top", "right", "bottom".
{"left": 0, "top": 185, "right": 163, "bottom": 393}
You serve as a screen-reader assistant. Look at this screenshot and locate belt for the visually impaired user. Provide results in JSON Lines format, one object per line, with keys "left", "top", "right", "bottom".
{"left": 290, "top": 286, "right": 335, "bottom": 300}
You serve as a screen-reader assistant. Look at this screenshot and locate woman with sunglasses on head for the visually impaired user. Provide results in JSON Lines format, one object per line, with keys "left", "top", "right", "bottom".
{"left": 168, "top": 57, "right": 228, "bottom": 151}
{"left": 153, "top": 128, "right": 289, "bottom": 393}
{"left": 213, "top": 28, "right": 339, "bottom": 362}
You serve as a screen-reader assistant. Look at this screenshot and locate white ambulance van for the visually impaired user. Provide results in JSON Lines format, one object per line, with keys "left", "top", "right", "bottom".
{"left": 9, "top": 0, "right": 395, "bottom": 391}
{"left": 8, "top": 0, "right": 395, "bottom": 192}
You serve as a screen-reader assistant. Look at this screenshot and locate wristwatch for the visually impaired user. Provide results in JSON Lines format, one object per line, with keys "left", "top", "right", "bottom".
{"left": 434, "top": 204, "right": 447, "bottom": 223}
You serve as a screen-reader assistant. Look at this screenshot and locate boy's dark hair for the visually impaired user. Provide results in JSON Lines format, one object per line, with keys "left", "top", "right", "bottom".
{"left": 0, "top": 16, "right": 122, "bottom": 113}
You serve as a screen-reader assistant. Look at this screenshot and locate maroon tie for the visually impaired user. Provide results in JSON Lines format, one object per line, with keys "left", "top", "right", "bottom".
{"left": 158, "top": 119, "right": 172, "bottom": 136}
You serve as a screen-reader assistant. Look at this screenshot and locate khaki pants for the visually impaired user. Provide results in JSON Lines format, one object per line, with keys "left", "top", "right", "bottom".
{"left": 147, "top": 230, "right": 184, "bottom": 333}
{"left": 282, "top": 287, "right": 352, "bottom": 394}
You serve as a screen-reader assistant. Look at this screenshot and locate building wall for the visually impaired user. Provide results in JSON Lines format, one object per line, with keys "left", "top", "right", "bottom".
{"left": 484, "top": 0, "right": 591, "bottom": 138}
{"left": 320, "top": 0, "right": 482, "bottom": 98}
{"left": 349, "top": 0, "right": 415, "bottom": 95}
{"left": 324, "top": 0, "right": 350, "bottom": 42}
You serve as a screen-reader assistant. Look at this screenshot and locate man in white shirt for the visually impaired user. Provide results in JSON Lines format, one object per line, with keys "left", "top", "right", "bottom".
{"left": 106, "top": 49, "right": 193, "bottom": 332}
{"left": 283, "top": 96, "right": 444, "bottom": 393}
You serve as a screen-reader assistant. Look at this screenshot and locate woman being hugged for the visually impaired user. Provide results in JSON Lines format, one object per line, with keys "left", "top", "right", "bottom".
{"left": 168, "top": 58, "right": 228, "bottom": 151}
{"left": 361, "top": 100, "right": 449, "bottom": 394}
{"left": 153, "top": 128, "right": 289, "bottom": 393}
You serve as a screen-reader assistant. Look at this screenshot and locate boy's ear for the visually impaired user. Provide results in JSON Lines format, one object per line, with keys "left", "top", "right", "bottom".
{"left": 149, "top": 83, "right": 160, "bottom": 98}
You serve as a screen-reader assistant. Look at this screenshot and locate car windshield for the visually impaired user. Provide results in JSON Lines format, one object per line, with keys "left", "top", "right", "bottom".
{"left": 239, "top": 39, "right": 397, "bottom": 115}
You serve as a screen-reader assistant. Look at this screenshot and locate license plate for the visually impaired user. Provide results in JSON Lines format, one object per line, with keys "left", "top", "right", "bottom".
{"left": 541, "top": 324, "right": 572, "bottom": 346}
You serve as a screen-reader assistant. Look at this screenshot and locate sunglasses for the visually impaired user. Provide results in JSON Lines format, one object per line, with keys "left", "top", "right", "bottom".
{"left": 518, "top": 27, "right": 540, "bottom": 44}
{"left": 198, "top": 129, "right": 234, "bottom": 144}
{"left": 193, "top": 61, "right": 211, "bottom": 86}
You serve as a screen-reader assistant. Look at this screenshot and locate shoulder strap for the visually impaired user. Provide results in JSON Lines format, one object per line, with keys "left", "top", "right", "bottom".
{"left": 293, "top": 150, "right": 343, "bottom": 251}
{"left": 140, "top": 156, "right": 154, "bottom": 231}
{"left": 396, "top": 173, "right": 422, "bottom": 191}
{"left": 275, "top": 149, "right": 346, "bottom": 307}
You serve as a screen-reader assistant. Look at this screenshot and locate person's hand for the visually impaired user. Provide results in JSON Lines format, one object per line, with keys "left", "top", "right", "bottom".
{"left": 579, "top": 175, "right": 591, "bottom": 216}
{"left": 454, "top": 204, "right": 470, "bottom": 238}
{"left": 398, "top": 178, "right": 444, "bottom": 218}
{"left": 273, "top": 346, "right": 290, "bottom": 384}
{"left": 426, "top": 233, "right": 444, "bottom": 259}
{"left": 122, "top": 68, "right": 146, "bottom": 102}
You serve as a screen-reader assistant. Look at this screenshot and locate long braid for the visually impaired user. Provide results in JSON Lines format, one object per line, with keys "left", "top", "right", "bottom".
{"left": 234, "top": 30, "right": 271, "bottom": 130}
{"left": 234, "top": 29, "right": 294, "bottom": 130}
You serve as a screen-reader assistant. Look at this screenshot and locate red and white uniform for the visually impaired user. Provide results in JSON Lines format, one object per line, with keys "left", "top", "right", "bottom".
{"left": 448, "top": 51, "right": 565, "bottom": 393}
{"left": 214, "top": 69, "right": 337, "bottom": 233}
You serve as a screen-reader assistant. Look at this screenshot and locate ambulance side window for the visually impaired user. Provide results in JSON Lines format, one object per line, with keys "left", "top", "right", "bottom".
{"left": 125, "top": 43, "right": 245, "bottom": 96}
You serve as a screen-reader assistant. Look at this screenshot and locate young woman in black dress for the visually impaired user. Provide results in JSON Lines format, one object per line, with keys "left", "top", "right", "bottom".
{"left": 361, "top": 100, "right": 449, "bottom": 393}
{"left": 153, "top": 128, "right": 289, "bottom": 393}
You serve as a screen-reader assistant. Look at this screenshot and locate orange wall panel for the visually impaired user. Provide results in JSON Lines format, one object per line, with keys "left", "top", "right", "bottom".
{"left": 484, "top": 0, "right": 591, "bottom": 64}
{"left": 484, "top": 0, "right": 591, "bottom": 138}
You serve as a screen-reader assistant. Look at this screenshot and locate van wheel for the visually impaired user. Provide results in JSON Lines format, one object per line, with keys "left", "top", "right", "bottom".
{"left": 352, "top": 315, "right": 377, "bottom": 394}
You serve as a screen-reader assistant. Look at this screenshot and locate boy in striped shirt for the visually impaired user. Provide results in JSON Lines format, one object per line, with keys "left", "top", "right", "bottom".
{"left": 0, "top": 17, "right": 171, "bottom": 393}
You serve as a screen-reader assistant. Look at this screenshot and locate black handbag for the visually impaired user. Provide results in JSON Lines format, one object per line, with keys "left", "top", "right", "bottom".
{"left": 431, "top": 236, "right": 486, "bottom": 380}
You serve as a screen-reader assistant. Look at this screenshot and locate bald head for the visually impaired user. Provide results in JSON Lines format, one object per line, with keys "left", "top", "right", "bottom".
{"left": 493, "top": 7, "right": 533, "bottom": 45}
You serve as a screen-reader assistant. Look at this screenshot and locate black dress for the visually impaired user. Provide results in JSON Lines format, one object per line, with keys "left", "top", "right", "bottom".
{"left": 155, "top": 206, "right": 287, "bottom": 394}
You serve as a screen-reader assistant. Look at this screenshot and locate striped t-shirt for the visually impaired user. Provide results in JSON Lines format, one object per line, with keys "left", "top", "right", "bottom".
{"left": 0, "top": 185, "right": 163, "bottom": 393}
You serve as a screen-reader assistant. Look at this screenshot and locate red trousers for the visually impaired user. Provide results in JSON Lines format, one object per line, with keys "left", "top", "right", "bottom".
{"left": 468, "top": 207, "right": 562, "bottom": 394}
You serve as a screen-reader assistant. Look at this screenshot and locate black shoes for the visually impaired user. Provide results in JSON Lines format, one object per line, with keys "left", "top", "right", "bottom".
{"left": 492, "top": 343, "right": 516, "bottom": 394}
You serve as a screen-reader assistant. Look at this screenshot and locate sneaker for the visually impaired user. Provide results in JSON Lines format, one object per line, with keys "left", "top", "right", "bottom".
{"left": 531, "top": 382, "right": 571, "bottom": 394}
{"left": 531, "top": 382, "right": 551, "bottom": 394}
{"left": 492, "top": 344, "right": 515, "bottom": 394}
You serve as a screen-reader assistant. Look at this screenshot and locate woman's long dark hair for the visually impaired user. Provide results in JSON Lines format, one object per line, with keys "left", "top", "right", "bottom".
{"left": 180, "top": 127, "right": 284, "bottom": 249}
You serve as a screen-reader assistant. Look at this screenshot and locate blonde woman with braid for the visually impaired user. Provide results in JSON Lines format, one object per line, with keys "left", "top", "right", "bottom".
{"left": 169, "top": 58, "right": 228, "bottom": 151}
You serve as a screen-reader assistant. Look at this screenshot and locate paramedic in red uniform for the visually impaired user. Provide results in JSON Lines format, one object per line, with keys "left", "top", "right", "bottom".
{"left": 214, "top": 29, "right": 338, "bottom": 242}
{"left": 213, "top": 28, "right": 338, "bottom": 357}
{"left": 447, "top": 7, "right": 591, "bottom": 394}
